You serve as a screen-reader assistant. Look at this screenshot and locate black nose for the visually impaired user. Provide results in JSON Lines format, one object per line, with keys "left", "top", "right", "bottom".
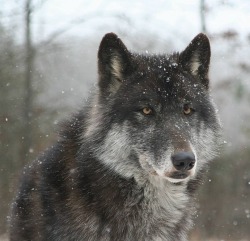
{"left": 171, "top": 152, "right": 196, "bottom": 171}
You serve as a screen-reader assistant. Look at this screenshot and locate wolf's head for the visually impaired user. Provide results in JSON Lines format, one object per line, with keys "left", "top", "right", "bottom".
{"left": 85, "top": 33, "right": 221, "bottom": 184}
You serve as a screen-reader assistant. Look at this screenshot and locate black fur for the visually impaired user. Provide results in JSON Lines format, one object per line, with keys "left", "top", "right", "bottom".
{"left": 10, "top": 33, "right": 221, "bottom": 241}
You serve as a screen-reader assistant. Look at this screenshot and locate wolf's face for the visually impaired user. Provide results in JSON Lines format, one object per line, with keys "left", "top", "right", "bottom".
{"left": 89, "top": 33, "right": 221, "bottom": 183}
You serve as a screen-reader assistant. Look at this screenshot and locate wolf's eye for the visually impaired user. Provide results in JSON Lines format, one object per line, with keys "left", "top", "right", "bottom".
{"left": 142, "top": 107, "right": 153, "bottom": 115}
{"left": 183, "top": 104, "right": 194, "bottom": 115}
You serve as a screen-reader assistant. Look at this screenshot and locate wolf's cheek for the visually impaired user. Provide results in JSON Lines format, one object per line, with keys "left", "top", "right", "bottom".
{"left": 137, "top": 153, "right": 158, "bottom": 175}
{"left": 191, "top": 122, "right": 221, "bottom": 169}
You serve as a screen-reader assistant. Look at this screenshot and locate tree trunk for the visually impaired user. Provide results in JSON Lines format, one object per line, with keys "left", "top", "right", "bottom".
{"left": 22, "top": 0, "right": 34, "bottom": 164}
{"left": 200, "top": 0, "right": 207, "bottom": 34}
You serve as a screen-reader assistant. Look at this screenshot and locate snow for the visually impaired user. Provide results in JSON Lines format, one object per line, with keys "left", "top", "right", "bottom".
{"left": 2, "top": 0, "right": 250, "bottom": 150}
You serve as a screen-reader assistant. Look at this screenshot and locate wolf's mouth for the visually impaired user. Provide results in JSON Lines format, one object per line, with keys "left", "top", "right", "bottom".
{"left": 153, "top": 169, "right": 193, "bottom": 183}
{"left": 163, "top": 171, "right": 192, "bottom": 183}
{"left": 169, "top": 171, "right": 189, "bottom": 179}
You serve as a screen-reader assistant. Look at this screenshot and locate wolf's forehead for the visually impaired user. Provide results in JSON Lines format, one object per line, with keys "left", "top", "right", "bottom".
{"left": 136, "top": 56, "right": 185, "bottom": 82}
{"left": 137, "top": 54, "right": 178, "bottom": 73}
{"left": 132, "top": 81, "right": 191, "bottom": 105}
{"left": 132, "top": 74, "right": 199, "bottom": 106}
{"left": 136, "top": 69, "right": 188, "bottom": 94}
{"left": 132, "top": 54, "right": 199, "bottom": 99}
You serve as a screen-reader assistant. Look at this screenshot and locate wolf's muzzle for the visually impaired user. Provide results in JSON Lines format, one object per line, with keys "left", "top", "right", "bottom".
{"left": 171, "top": 151, "right": 196, "bottom": 171}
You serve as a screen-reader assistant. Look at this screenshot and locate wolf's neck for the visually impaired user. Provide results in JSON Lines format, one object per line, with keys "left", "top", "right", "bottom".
{"left": 145, "top": 175, "right": 189, "bottom": 205}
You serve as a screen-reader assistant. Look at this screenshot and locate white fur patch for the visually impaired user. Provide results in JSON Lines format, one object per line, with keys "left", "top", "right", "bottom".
{"left": 96, "top": 123, "right": 141, "bottom": 179}
{"left": 190, "top": 53, "right": 200, "bottom": 75}
{"left": 145, "top": 176, "right": 190, "bottom": 240}
{"left": 111, "top": 55, "right": 122, "bottom": 80}
{"left": 191, "top": 121, "right": 220, "bottom": 173}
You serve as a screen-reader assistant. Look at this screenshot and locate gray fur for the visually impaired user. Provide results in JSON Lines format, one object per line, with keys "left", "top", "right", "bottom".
{"left": 10, "top": 33, "right": 221, "bottom": 241}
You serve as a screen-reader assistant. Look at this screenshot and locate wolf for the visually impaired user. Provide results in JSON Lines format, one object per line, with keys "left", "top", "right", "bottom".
{"left": 10, "top": 32, "right": 221, "bottom": 241}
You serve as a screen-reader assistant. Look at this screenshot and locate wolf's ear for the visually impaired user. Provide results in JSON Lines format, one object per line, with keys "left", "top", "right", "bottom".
{"left": 98, "top": 33, "right": 134, "bottom": 94}
{"left": 179, "top": 33, "right": 211, "bottom": 89}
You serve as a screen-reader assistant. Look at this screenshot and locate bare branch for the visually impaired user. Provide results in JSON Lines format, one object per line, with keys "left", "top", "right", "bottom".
{"left": 37, "top": 12, "right": 132, "bottom": 49}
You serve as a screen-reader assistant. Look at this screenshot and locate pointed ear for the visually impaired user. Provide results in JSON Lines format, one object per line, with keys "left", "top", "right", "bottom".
{"left": 98, "top": 33, "right": 134, "bottom": 95}
{"left": 179, "top": 33, "right": 211, "bottom": 89}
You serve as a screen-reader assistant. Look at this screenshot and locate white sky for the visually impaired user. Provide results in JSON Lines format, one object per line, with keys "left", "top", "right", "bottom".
{"left": 2, "top": 0, "right": 250, "bottom": 46}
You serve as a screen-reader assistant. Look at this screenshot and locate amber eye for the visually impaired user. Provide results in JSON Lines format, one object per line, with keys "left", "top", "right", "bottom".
{"left": 142, "top": 107, "right": 153, "bottom": 115}
{"left": 183, "top": 104, "right": 193, "bottom": 115}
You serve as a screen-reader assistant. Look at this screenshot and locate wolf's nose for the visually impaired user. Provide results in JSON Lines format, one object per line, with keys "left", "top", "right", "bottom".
{"left": 171, "top": 152, "right": 196, "bottom": 171}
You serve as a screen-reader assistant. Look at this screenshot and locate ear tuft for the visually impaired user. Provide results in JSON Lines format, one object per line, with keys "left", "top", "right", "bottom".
{"left": 179, "top": 33, "right": 211, "bottom": 89}
{"left": 110, "top": 55, "right": 123, "bottom": 80}
{"left": 98, "top": 33, "right": 134, "bottom": 94}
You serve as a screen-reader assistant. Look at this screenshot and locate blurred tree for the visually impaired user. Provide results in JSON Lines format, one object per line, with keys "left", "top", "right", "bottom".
{"left": 0, "top": 22, "right": 25, "bottom": 234}
{"left": 200, "top": 0, "right": 207, "bottom": 33}
{"left": 22, "top": 0, "right": 35, "bottom": 163}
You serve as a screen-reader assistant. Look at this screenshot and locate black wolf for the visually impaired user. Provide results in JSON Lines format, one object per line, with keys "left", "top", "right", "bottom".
{"left": 10, "top": 33, "right": 221, "bottom": 241}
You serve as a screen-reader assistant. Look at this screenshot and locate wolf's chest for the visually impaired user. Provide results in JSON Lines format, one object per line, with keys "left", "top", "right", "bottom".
{"left": 99, "top": 179, "right": 189, "bottom": 241}
{"left": 137, "top": 179, "right": 190, "bottom": 240}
